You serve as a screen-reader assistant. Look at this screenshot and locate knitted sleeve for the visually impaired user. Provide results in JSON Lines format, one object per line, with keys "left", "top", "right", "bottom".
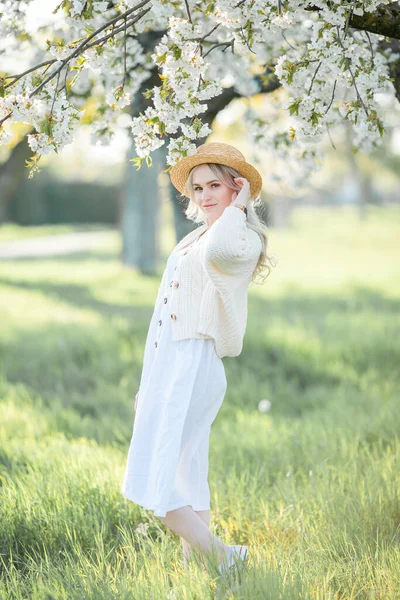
{"left": 202, "top": 205, "right": 262, "bottom": 277}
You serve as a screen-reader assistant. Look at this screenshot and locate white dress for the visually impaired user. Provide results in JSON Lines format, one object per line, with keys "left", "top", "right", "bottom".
{"left": 120, "top": 233, "right": 227, "bottom": 517}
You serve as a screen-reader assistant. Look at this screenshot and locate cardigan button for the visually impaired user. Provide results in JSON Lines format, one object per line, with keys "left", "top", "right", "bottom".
{"left": 171, "top": 280, "right": 179, "bottom": 288}
{"left": 159, "top": 319, "right": 162, "bottom": 326}
{"left": 163, "top": 297, "right": 167, "bottom": 304}
{"left": 154, "top": 341, "right": 158, "bottom": 348}
{"left": 171, "top": 313, "right": 177, "bottom": 321}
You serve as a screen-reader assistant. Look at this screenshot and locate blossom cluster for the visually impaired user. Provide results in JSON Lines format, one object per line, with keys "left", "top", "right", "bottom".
{"left": 0, "top": 76, "right": 80, "bottom": 155}
{"left": 0, "top": 0, "right": 397, "bottom": 179}
{"left": 129, "top": 17, "right": 218, "bottom": 164}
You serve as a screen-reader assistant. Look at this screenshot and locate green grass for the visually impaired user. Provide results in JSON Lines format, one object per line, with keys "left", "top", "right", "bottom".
{"left": 0, "top": 205, "right": 399, "bottom": 599}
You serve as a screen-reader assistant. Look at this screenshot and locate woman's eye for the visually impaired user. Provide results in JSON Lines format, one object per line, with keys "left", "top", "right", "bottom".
{"left": 194, "top": 184, "right": 219, "bottom": 191}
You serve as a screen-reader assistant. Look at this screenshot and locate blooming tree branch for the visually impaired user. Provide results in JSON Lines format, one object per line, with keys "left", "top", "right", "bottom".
{"left": 0, "top": 0, "right": 398, "bottom": 182}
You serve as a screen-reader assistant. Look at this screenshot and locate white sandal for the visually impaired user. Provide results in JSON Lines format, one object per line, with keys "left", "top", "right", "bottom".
{"left": 217, "top": 545, "right": 249, "bottom": 575}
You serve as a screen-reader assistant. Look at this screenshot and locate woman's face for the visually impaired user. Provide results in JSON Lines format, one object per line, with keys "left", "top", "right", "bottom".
{"left": 191, "top": 164, "right": 234, "bottom": 226}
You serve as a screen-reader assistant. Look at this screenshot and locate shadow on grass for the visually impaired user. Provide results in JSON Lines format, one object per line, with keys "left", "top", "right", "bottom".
{"left": 1, "top": 273, "right": 398, "bottom": 424}
{"left": 0, "top": 275, "right": 156, "bottom": 322}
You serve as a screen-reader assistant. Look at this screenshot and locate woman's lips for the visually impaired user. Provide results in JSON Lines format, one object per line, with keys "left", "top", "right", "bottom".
{"left": 203, "top": 204, "right": 216, "bottom": 210}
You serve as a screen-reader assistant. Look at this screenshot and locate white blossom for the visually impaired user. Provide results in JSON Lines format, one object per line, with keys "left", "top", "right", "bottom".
{"left": 0, "top": 0, "right": 397, "bottom": 179}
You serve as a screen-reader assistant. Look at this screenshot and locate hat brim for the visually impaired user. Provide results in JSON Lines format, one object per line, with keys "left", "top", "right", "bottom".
{"left": 169, "top": 153, "right": 262, "bottom": 201}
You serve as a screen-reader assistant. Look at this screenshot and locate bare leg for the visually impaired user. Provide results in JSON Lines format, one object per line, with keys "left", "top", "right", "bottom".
{"left": 182, "top": 508, "right": 210, "bottom": 569}
{"left": 159, "top": 505, "right": 228, "bottom": 569}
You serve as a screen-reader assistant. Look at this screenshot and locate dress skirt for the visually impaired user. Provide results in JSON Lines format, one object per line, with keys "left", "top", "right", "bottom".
{"left": 120, "top": 247, "right": 227, "bottom": 517}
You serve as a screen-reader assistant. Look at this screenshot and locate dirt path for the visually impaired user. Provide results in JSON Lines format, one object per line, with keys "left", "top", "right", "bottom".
{"left": 0, "top": 230, "right": 114, "bottom": 260}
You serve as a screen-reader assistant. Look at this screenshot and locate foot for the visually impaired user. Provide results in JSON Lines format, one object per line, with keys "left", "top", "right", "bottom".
{"left": 217, "top": 545, "right": 249, "bottom": 575}
{"left": 216, "top": 544, "right": 231, "bottom": 564}
{"left": 184, "top": 543, "right": 231, "bottom": 571}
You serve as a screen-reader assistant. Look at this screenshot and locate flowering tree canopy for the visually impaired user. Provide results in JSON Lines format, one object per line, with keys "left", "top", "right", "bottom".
{"left": 1, "top": 0, "right": 399, "bottom": 179}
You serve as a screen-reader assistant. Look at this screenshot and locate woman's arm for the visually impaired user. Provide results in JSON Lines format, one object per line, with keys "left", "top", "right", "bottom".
{"left": 202, "top": 205, "right": 261, "bottom": 277}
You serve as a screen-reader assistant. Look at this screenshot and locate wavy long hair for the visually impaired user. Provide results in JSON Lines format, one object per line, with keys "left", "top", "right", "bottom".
{"left": 177, "top": 163, "right": 276, "bottom": 285}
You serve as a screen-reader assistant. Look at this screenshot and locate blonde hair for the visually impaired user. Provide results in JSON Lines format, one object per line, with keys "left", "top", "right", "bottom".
{"left": 177, "top": 162, "right": 276, "bottom": 285}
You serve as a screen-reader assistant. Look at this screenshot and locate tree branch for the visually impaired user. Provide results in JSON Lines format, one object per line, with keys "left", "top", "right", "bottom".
{"left": 0, "top": 2, "right": 152, "bottom": 127}
{"left": 379, "top": 37, "right": 400, "bottom": 101}
{"left": 349, "top": 2, "right": 400, "bottom": 39}
{"left": 306, "top": 2, "right": 400, "bottom": 40}
{"left": 4, "top": 0, "right": 152, "bottom": 92}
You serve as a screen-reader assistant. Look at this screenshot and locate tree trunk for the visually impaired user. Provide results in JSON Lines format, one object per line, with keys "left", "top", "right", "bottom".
{"left": 344, "top": 121, "right": 369, "bottom": 220}
{"left": 120, "top": 143, "right": 165, "bottom": 275}
{"left": 168, "top": 178, "right": 201, "bottom": 242}
{"left": 0, "top": 135, "right": 33, "bottom": 223}
{"left": 270, "top": 194, "right": 293, "bottom": 228}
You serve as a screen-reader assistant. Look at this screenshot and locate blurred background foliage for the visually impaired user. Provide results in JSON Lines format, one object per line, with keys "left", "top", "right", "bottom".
{"left": 1, "top": 90, "right": 399, "bottom": 233}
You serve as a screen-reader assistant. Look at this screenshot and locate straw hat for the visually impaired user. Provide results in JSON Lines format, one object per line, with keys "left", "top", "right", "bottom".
{"left": 169, "top": 142, "right": 262, "bottom": 201}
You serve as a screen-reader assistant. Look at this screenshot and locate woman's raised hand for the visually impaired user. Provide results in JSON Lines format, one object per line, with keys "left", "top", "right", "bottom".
{"left": 230, "top": 177, "right": 250, "bottom": 208}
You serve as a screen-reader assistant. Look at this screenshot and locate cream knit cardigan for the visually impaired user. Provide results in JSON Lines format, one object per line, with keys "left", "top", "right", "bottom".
{"left": 152, "top": 205, "right": 262, "bottom": 359}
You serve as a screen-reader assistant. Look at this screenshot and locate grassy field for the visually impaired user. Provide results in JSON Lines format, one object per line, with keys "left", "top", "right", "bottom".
{"left": 0, "top": 205, "right": 399, "bottom": 599}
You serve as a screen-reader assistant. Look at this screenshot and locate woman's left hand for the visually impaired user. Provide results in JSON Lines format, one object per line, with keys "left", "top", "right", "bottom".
{"left": 231, "top": 177, "right": 250, "bottom": 208}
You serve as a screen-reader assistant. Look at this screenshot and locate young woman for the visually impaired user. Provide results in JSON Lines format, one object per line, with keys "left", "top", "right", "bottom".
{"left": 121, "top": 142, "right": 274, "bottom": 574}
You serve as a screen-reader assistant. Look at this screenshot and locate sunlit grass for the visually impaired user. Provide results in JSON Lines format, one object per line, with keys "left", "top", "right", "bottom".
{"left": 0, "top": 205, "right": 399, "bottom": 599}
